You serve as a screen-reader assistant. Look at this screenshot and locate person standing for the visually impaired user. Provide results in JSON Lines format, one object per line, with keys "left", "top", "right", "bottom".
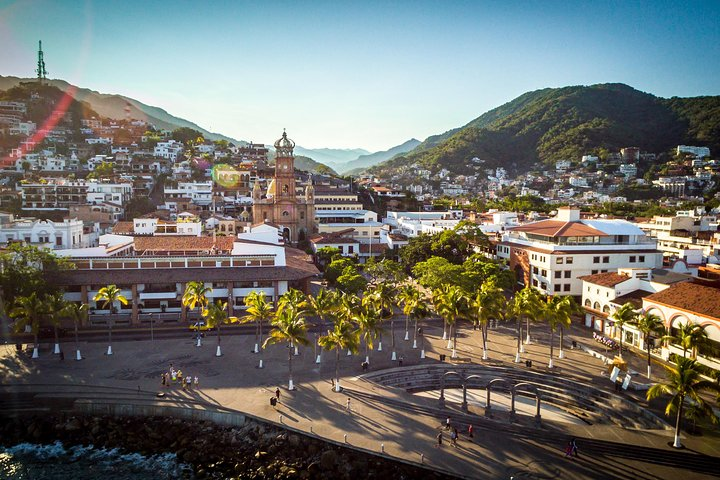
{"left": 451, "top": 428, "right": 458, "bottom": 447}
{"left": 186, "top": 375, "right": 192, "bottom": 390}
{"left": 275, "top": 388, "right": 281, "bottom": 402}
{"left": 194, "top": 376, "right": 199, "bottom": 389}
{"left": 161, "top": 373, "right": 166, "bottom": 387}
{"left": 445, "top": 417, "right": 451, "bottom": 430}
{"left": 346, "top": 397, "right": 351, "bottom": 411}
{"left": 436, "top": 432, "right": 443, "bottom": 447}
{"left": 570, "top": 438, "right": 578, "bottom": 457}
{"left": 467, "top": 424, "right": 474, "bottom": 439}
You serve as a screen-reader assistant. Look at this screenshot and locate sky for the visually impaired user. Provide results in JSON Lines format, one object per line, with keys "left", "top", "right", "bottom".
{"left": 1, "top": 0, "right": 719, "bottom": 151}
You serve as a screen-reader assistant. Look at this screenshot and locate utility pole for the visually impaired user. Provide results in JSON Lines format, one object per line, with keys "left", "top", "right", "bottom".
{"left": 36, "top": 40, "right": 48, "bottom": 85}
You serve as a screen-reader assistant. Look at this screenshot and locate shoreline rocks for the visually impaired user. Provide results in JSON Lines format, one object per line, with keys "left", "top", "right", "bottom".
{"left": 1, "top": 414, "right": 449, "bottom": 479}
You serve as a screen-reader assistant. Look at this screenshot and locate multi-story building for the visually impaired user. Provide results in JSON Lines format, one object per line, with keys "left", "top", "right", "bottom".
{"left": 677, "top": 145, "right": 710, "bottom": 158}
{"left": 497, "top": 207, "right": 662, "bottom": 296}
{"left": 154, "top": 140, "right": 184, "bottom": 161}
{"left": 49, "top": 231, "right": 319, "bottom": 328}
{"left": 164, "top": 181, "right": 214, "bottom": 209}
{"left": 86, "top": 181, "right": 134, "bottom": 206}
{"left": 637, "top": 212, "right": 719, "bottom": 260}
{"left": 0, "top": 213, "right": 90, "bottom": 249}
{"left": 16, "top": 179, "right": 89, "bottom": 211}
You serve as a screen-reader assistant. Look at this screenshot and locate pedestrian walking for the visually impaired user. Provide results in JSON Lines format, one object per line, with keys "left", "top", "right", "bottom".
{"left": 445, "top": 417, "right": 451, "bottom": 430}
{"left": 177, "top": 370, "right": 183, "bottom": 385}
{"left": 346, "top": 397, "right": 351, "bottom": 411}
{"left": 182, "top": 377, "right": 187, "bottom": 391}
{"left": 467, "top": 424, "right": 474, "bottom": 439}
{"left": 275, "top": 387, "right": 281, "bottom": 402}
{"left": 451, "top": 428, "right": 458, "bottom": 447}
{"left": 398, "top": 355, "right": 404, "bottom": 367}
{"left": 436, "top": 432, "right": 443, "bottom": 447}
{"left": 186, "top": 375, "right": 192, "bottom": 390}
{"left": 161, "top": 373, "right": 166, "bottom": 387}
{"left": 564, "top": 441, "right": 573, "bottom": 457}
{"left": 194, "top": 376, "right": 199, "bottom": 388}
{"left": 570, "top": 438, "right": 578, "bottom": 457}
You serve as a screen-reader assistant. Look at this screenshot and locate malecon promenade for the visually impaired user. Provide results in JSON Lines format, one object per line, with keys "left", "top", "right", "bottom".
{"left": 2, "top": 319, "right": 719, "bottom": 480}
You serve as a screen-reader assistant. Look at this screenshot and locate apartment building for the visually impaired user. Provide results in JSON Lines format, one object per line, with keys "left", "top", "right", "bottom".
{"left": 0, "top": 213, "right": 90, "bottom": 249}
{"left": 496, "top": 207, "right": 662, "bottom": 296}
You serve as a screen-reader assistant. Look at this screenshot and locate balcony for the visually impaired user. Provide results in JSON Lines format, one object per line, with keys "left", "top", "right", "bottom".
{"left": 502, "top": 233, "right": 657, "bottom": 251}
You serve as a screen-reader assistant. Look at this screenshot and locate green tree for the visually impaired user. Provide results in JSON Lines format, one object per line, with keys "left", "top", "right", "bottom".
{"left": 513, "top": 286, "right": 544, "bottom": 350}
{"left": 64, "top": 302, "right": 88, "bottom": 361}
{"left": 203, "top": 300, "right": 237, "bottom": 357}
{"left": 433, "top": 284, "right": 468, "bottom": 359}
{"left": 172, "top": 127, "right": 205, "bottom": 145}
{"left": 544, "top": 295, "right": 577, "bottom": 368}
{"left": 336, "top": 268, "right": 367, "bottom": 295}
{"left": 264, "top": 296, "right": 310, "bottom": 390}
{"left": 93, "top": 161, "right": 115, "bottom": 178}
{"left": 610, "top": 302, "right": 637, "bottom": 358}
{"left": 663, "top": 322, "right": 708, "bottom": 359}
{"left": 242, "top": 291, "right": 274, "bottom": 366}
{"left": 182, "top": 281, "right": 212, "bottom": 346}
{"left": 44, "top": 292, "right": 67, "bottom": 355}
{"left": 413, "top": 256, "right": 468, "bottom": 290}
{"left": 325, "top": 257, "right": 357, "bottom": 285}
{"left": 9, "top": 292, "right": 48, "bottom": 359}
{"left": 0, "top": 244, "right": 72, "bottom": 309}
{"left": 315, "top": 246, "right": 341, "bottom": 270}
{"left": 646, "top": 357, "right": 720, "bottom": 448}
{"left": 468, "top": 279, "right": 505, "bottom": 361}
{"left": 319, "top": 317, "right": 359, "bottom": 392}
{"left": 353, "top": 298, "right": 384, "bottom": 365}
{"left": 93, "top": 284, "right": 129, "bottom": 355}
{"left": 634, "top": 311, "right": 665, "bottom": 378}
{"left": 363, "top": 258, "right": 406, "bottom": 286}
{"left": 367, "top": 281, "right": 398, "bottom": 357}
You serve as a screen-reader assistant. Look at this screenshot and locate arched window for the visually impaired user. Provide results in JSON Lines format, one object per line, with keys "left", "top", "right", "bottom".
{"left": 584, "top": 299, "right": 591, "bottom": 307}
{"left": 593, "top": 301, "right": 600, "bottom": 310}
{"left": 283, "top": 184, "right": 289, "bottom": 194}
{"left": 603, "top": 305, "right": 610, "bottom": 313}
{"left": 282, "top": 211, "right": 290, "bottom": 217}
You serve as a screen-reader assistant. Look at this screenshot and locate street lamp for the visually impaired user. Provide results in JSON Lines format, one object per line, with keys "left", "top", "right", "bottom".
{"left": 149, "top": 312, "right": 154, "bottom": 343}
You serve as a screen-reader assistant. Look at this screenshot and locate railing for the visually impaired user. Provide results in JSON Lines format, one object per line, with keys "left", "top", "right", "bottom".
{"left": 502, "top": 233, "right": 657, "bottom": 248}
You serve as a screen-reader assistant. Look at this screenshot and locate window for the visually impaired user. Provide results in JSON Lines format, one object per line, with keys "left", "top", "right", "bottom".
{"left": 603, "top": 305, "right": 611, "bottom": 313}
{"left": 541, "top": 269, "right": 547, "bottom": 277}
{"left": 566, "top": 257, "right": 573, "bottom": 264}
{"left": 555, "top": 271, "right": 562, "bottom": 279}
{"left": 593, "top": 256, "right": 600, "bottom": 264}
{"left": 282, "top": 211, "right": 290, "bottom": 217}
{"left": 629, "top": 256, "right": 636, "bottom": 263}
{"left": 584, "top": 298, "right": 591, "bottom": 307}
{"left": 348, "top": 246, "right": 354, "bottom": 254}
{"left": 602, "top": 256, "right": 609, "bottom": 263}
{"left": 541, "top": 282, "right": 547, "bottom": 290}
{"left": 532, "top": 267, "right": 539, "bottom": 274}
{"left": 554, "top": 285, "right": 561, "bottom": 292}
{"left": 639, "top": 255, "right": 645, "bottom": 262}
{"left": 532, "top": 279, "right": 538, "bottom": 287}
{"left": 592, "top": 270, "right": 598, "bottom": 274}
{"left": 593, "top": 301, "right": 600, "bottom": 310}
{"left": 564, "top": 271, "right": 571, "bottom": 279}
{"left": 556, "top": 257, "right": 564, "bottom": 264}
{"left": 563, "top": 284, "right": 571, "bottom": 292}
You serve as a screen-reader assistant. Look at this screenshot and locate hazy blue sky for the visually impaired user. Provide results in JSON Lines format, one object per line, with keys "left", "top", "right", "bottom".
{"left": 1, "top": 0, "right": 719, "bottom": 150}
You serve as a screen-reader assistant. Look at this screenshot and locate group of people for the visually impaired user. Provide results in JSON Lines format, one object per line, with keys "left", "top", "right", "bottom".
{"left": 437, "top": 417, "right": 474, "bottom": 448}
{"left": 161, "top": 364, "right": 199, "bottom": 391}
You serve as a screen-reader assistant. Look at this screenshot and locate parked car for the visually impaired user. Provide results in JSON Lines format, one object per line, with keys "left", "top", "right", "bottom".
{"left": 188, "top": 321, "right": 210, "bottom": 332}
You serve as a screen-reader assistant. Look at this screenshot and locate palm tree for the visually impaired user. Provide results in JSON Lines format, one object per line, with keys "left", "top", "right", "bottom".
{"left": 398, "top": 284, "right": 417, "bottom": 342}
{"left": 545, "top": 295, "right": 576, "bottom": 367}
{"left": 45, "top": 292, "right": 67, "bottom": 355}
{"left": 338, "top": 292, "right": 361, "bottom": 356}
{"left": 263, "top": 300, "right": 310, "bottom": 390}
{"left": 93, "top": 284, "right": 128, "bottom": 356}
{"left": 634, "top": 311, "right": 664, "bottom": 379}
{"left": 610, "top": 302, "right": 636, "bottom": 359}
{"left": 305, "top": 288, "right": 339, "bottom": 363}
{"left": 516, "top": 286, "right": 543, "bottom": 346}
{"left": 242, "top": 291, "right": 274, "bottom": 366}
{"left": 354, "top": 298, "right": 383, "bottom": 365}
{"left": 319, "top": 317, "right": 359, "bottom": 392}
{"left": 277, "top": 289, "right": 307, "bottom": 356}
{"left": 9, "top": 292, "right": 47, "bottom": 359}
{"left": 646, "top": 356, "right": 720, "bottom": 448}
{"left": 402, "top": 287, "right": 429, "bottom": 353}
{"left": 203, "top": 300, "right": 237, "bottom": 357}
{"left": 664, "top": 323, "right": 708, "bottom": 359}
{"left": 433, "top": 284, "right": 467, "bottom": 359}
{"left": 432, "top": 286, "right": 450, "bottom": 341}
{"left": 468, "top": 280, "right": 505, "bottom": 361}
{"left": 182, "top": 281, "right": 212, "bottom": 347}
{"left": 64, "top": 302, "right": 88, "bottom": 361}
{"left": 367, "top": 282, "right": 397, "bottom": 358}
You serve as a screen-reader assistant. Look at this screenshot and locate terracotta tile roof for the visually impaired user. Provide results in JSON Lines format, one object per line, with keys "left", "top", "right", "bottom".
{"left": 133, "top": 236, "right": 235, "bottom": 253}
{"left": 359, "top": 243, "right": 389, "bottom": 253}
{"left": 509, "top": 220, "right": 607, "bottom": 237}
{"left": 578, "top": 272, "right": 631, "bottom": 287}
{"left": 310, "top": 229, "right": 357, "bottom": 245}
{"left": 644, "top": 282, "right": 720, "bottom": 321}
{"left": 112, "top": 221, "right": 135, "bottom": 234}
{"left": 611, "top": 290, "right": 647, "bottom": 309}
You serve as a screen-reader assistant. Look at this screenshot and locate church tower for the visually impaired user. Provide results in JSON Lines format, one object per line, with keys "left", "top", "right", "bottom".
{"left": 251, "top": 131, "right": 316, "bottom": 243}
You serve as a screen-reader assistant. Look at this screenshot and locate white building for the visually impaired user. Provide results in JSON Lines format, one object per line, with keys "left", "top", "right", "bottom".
{"left": 154, "top": 140, "right": 184, "bottom": 161}
{"left": 0, "top": 213, "right": 91, "bottom": 249}
{"left": 619, "top": 163, "right": 637, "bottom": 179}
{"left": 497, "top": 207, "right": 662, "bottom": 296}
{"left": 677, "top": 145, "right": 710, "bottom": 158}
{"left": 164, "top": 182, "right": 213, "bottom": 207}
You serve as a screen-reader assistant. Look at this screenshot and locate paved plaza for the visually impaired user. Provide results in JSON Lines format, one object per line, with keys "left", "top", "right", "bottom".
{"left": 2, "top": 320, "right": 720, "bottom": 479}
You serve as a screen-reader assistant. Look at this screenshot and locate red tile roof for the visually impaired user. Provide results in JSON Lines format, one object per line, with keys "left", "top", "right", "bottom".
{"left": 133, "top": 236, "right": 235, "bottom": 254}
{"left": 644, "top": 282, "right": 720, "bottom": 321}
{"left": 111, "top": 221, "right": 134, "bottom": 234}
{"left": 509, "top": 220, "right": 607, "bottom": 238}
{"left": 578, "top": 272, "right": 631, "bottom": 287}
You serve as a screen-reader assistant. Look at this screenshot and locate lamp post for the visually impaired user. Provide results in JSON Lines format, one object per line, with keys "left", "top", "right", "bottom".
{"left": 149, "top": 312, "right": 154, "bottom": 343}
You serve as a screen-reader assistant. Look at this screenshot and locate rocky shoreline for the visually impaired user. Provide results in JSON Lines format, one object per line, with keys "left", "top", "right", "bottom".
{"left": 1, "top": 413, "right": 449, "bottom": 479}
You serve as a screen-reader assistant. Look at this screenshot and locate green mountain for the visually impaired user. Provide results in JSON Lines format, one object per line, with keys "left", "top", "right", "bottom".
{"left": 371, "top": 83, "right": 720, "bottom": 176}
{"left": 336, "top": 138, "right": 421, "bottom": 174}
{"left": 0, "top": 76, "right": 242, "bottom": 144}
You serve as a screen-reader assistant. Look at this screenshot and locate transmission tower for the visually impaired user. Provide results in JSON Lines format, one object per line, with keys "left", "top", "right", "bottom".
{"left": 36, "top": 40, "right": 48, "bottom": 85}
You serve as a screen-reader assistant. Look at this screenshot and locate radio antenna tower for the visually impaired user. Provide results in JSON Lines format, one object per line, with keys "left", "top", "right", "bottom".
{"left": 36, "top": 40, "right": 48, "bottom": 85}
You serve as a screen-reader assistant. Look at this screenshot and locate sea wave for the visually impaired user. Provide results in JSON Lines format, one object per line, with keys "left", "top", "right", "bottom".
{"left": 0, "top": 441, "right": 194, "bottom": 480}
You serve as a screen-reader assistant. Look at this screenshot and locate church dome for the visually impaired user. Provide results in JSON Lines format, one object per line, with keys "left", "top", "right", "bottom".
{"left": 274, "top": 131, "right": 295, "bottom": 149}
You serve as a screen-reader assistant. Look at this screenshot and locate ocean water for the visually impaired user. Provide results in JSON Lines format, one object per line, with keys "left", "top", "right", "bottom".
{"left": 0, "top": 441, "right": 195, "bottom": 480}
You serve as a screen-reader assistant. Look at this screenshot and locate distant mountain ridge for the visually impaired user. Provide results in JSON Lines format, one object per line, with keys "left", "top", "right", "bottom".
{"left": 0, "top": 76, "right": 242, "bottom": 144}
{"left": 371, "top": 83, "right": 720, "bottom": 177}
{"left": 338, "top": 138, "right": 421, "bottom": 174}
{"left": 293, "top": 146, "right": 370, "bottom": 168}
